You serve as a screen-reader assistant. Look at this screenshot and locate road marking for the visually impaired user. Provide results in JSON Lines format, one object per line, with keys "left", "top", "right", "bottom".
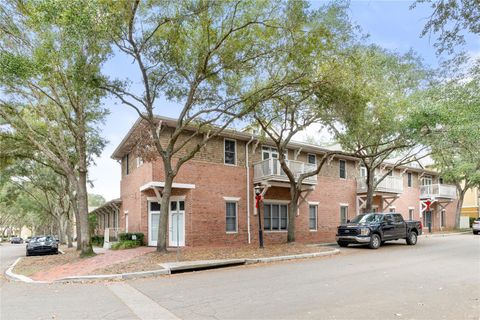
{"left": 108, "top": 283, "right": 180, "bottom": 320}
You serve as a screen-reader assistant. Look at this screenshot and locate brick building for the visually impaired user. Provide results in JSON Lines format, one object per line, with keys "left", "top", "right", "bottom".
{"left": 94, "top": 115, "right": 458, "bottom": 247}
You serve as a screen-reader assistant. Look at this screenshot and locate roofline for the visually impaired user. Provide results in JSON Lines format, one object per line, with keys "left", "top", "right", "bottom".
{"left": 110, "top": 115, "right": 439, "bottom": 174}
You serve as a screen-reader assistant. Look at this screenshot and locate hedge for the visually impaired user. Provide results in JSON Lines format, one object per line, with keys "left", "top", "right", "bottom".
{"left": 118, "top": 232, "right": 144, "bottom": 244}
{"left": 91, "top": 235, "right": 104, "bottom": 247}
{"left": 111, "top": 240, "right": 141, "bottom": 250}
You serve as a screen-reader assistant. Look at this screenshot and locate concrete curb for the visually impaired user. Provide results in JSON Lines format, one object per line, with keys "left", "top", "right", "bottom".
{"left": 5, "top": 247, "right": 340, "bottom": 284}
{"left": 419, "top": 231, "right": 471, "bottom": 238}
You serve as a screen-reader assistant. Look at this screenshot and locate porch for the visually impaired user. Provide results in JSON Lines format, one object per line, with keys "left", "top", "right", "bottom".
{"left": 253, "top": 158, "right": 317, "bottom": 185}
{"left": 420, "top": 184, "right": 457, "bottom": 200}
{"left": 356, "top": 175, "right": 404, "bottom": 194}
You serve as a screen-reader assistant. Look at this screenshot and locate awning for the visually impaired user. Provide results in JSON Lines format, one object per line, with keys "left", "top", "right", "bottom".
{"left": 139, "top": 181, "right": 196, "bottom": 192}
{"left": 89, "top": 198, "right": 121, "bottom": 215}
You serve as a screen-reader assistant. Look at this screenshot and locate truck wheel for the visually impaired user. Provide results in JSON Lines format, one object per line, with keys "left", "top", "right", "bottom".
{"left": 369, "top": 234, "right": 381, "bottom": 249}
{"left": 337, "top": 241, "right": 348, "bottom": 247}
{"left": 406, "top": 231, "right": 418, "bottom": 245}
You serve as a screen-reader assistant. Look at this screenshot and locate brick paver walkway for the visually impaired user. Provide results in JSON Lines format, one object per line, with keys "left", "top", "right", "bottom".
{"left": 30, "top": 246, "right": 155, "bottom": 281}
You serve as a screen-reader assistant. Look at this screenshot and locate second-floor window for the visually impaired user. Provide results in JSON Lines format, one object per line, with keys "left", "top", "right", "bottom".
{"left": 125, "top": 154, "right": 130, "bottom": 175}
{"left": 422, "top": 175, "right": 432, "bottom": 186}
{"left": 407, "top": 172, "right": 412, "bottom": 187}
{"left": 359, "top": 165, "right": 367, "bottom": 178}
{"left": 339, "top": 160, "right": 346, "bottom": 179}
{"left": 224, "top": 139, "right": 236, "bottom": 165}
{"left": 307, "top": 154, "right": 316, "bottom": 165}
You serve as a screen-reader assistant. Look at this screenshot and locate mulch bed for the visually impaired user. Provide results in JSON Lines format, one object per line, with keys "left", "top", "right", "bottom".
{"left": 13, "top": 247, "right": 87, "bottom": 277}
{"left": 93, "top": 243, "right": 332, "bottom": 275}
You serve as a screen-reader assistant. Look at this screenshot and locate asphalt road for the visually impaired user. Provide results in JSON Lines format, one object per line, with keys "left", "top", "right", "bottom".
{"left": 1, "top": 234, "right": 479, "bottom": 320}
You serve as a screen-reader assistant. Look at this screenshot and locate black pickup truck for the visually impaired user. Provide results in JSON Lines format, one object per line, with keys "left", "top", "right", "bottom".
{"left": 336, "top": 213, "right": 422, "bottom": 249}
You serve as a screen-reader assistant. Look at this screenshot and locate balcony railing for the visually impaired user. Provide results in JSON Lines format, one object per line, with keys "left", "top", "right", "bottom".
{"left": 253, "top": 159, "right": 317, "bottom": 185}
{"left": 420, "top": 184, "right": 457, "bottom": 199}
{"left": 357, "top": 175, "right": 404, "bottom": 194}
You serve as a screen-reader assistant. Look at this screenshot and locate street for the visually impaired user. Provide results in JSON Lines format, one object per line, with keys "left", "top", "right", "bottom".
{"left": 1, "top": 234, "right": 479, "bottom": 320}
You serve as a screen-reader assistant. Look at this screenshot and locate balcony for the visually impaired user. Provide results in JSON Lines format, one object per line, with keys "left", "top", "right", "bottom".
{"left": 420, "top": 184, "right": 457, "bottom": 199}
{"left": 253, "top": 159, "right": 317, "bottom": 185}
{"left": 357, "top": 176, "right": 404, "bottom": 194}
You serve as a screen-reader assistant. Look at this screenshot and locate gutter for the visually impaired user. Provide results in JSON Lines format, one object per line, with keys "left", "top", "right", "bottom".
{"left": 245, "top": 136, "right": 255, "bottom": 244}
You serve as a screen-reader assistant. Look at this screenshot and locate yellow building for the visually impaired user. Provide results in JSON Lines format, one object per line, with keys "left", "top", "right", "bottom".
{"left": 461, "top": 186, "right": 480, "bottom": 218}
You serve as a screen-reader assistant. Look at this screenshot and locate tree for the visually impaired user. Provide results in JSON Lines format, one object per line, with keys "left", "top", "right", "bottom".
{"left": 102, "top": 0, "right": 314, "bottom": 252}
{"left": 0, "top": 0, "right": 110, "bottom": 255}
{"left": 411, "top": 63, "right": 480, "bottom": 228}
{"left": 325, "top": 45, "right": 430, "bottom": 212}
{"left": 251, "top": 1, "right": 360, "bottom": 242}
{"left": 88, "top": 194, "right": 106, "bottom": 208}
{"left": 412, "top": 0, "right": 479, "bottom": 55}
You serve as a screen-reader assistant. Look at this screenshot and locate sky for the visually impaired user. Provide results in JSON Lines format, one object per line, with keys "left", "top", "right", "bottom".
{"left": 87, "top": 0, "right": 480, "bottom": 201}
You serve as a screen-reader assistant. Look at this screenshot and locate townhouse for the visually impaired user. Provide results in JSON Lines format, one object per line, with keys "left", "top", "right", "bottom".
{"left": 92, "top": 115, "right": 458, "bottom": 247}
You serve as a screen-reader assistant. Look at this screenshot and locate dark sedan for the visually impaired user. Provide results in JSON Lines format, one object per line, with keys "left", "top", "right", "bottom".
{"left": 10, "top": 237, "right": 23, "bottom": 244}
{"left": 26, "top": 235, "right": 59, "bottom": 256}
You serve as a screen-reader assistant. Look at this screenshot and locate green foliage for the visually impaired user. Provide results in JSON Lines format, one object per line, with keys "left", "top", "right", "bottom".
{"left": 118, "top": 232, "right": 144, "bottom": 244}
{"left": 90, "top": 235, "right": 104, "bottom": 247}
{"left": 111, "top": 240, "right": 141, "bottom": 250}
{"left": 88, "top": 194, "right": 106, "bottom": 207}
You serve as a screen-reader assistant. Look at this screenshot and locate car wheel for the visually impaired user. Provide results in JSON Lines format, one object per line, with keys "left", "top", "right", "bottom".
{"left": 337, "top": 241, "right": 349, "bottom": 247}
{"left": 369, "top": 234, "right": 381, "bottom": 249}
{"left": 406, "top": 231, "right": 418, "bottom": 245}
{"left": 473, "top": 231, "right": 478, "bottom": 235}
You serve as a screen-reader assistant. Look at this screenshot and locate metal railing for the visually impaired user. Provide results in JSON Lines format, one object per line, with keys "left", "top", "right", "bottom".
{"left": 420, "top": 184, "right": 457, "bottom": 199}
{"left": 357, "top": 175, "right": 404, "bottom": 194}
{"left": 253, "top": 158, "right": 317, "bottom": 184}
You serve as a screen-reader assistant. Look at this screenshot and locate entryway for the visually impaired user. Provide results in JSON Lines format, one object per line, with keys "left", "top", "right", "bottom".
{"left": 148, "top": 198, "right": 185, "bottom": 247}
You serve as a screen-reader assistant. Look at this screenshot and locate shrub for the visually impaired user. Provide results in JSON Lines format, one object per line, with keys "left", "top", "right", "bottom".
{"left": 111, "top": 240, "right": 141, "bottom": 250}
{"left": 118, "top": 232, "right": 144, "bottom": 244}
{"left": 469, "top": 217, "right": 476, "bottom": 228}
{"left": 91, "top": 235, "right": 104, "bottom": 247}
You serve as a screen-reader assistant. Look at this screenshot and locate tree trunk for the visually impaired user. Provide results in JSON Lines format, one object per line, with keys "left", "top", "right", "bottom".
{"left": 76, "top": 172, "right": 93, "bottom": 256}
{"left": 455, "top": 189, "right": 467, "bottom": 229}
{"left": 287, "top": 187, "right": 299, "bottom": 243}
{"left": 365, "top": 169, "right": 375, "bottom": 212}
{"left": 157, "top": 174, "right": 174, "bottom": 252}
{"left": 66, "top": 218, "right": 73, "bottom": 248}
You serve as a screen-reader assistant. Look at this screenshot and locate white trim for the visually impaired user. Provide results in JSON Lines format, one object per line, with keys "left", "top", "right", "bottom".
{"left": 225, "top": 201, "right": 238, "bottom": 234}
{"left": 168, "top": 199, "right": 186, "bottom": 247}
{"left": 140, "top": 181, "right": 195, "bottom": 192}
{"left": 408, "top": 206, "right": 415, "bottom": 209}
{"left": 147, "top": 197, "right": 159, "bottom": 202}
{"left": 223, "top": 196, "right": 241, "bottom": 202}
{"left": 224, "top": 138, "right": 237, "bottom": 166}
{"left": 339, "top": 203, "right": 349, "bottom": 207}
{"left": 170, "top": 196, "right": 186, "bottom": 201}
{"left": 124, "top": 211, "right": 129, "bottom": 233}
{"left": 308, "top": 201, "right": 320, "bottom": 205}
{"left": 263, "top": 199, "right": 290, "bottom": 204}
{"left": 147, "top": 201, "right": 160, "bottom": 246}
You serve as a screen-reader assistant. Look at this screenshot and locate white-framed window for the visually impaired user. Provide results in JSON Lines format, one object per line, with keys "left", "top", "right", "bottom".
{"left": 225, "top": 199, "right": 239, "bottom": 233}
{"left": 309, "top": 204, "right": 318, "bottom": 231}
{"left": 441, "top": 209, "right": 446, "bottom": 228}
{"left": 307, "top": 154, "right": 316, "bottom": 165}
{"left": 408, "top": 208, "right": 414, "bottom": 220}
{"left": 262, "top": 146, "right": 288, "bottom": 160}
{"left": 360, "top": 165, "right": 367, "bottom": 178}
{"left": 124, "top": 211, "right": 129, "bottom": 233}
{"left": 339, "top": 160, "right": 346, "bottom": 179}
{"left": 264, "top": 203, "right": 288, "bottom": 231}
{"left": 340, "top": 205, "right": 348, "bottom": 224}
{"left": 224, "top": 139, "right": 236, "bottom": 165}
{"left": 422, "top": 175, "right": 432, "bottom": 186}
{"left": 407, "top": 172, "right": 413, "bottom": 187}
{"left": 125, "top": 154, "right": 130, "bottom": 175}
{"left": 136, "top": 156, "right": 144, "bottom": 167}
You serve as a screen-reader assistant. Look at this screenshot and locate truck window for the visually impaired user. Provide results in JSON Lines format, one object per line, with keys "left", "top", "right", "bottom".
{"left": 393, "top": 214, "right": 404, "bottom": 223}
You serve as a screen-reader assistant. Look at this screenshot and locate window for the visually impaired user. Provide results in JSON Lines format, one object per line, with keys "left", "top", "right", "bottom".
{"left": 408, "top": 209, "right": 414, "bottom": 220}
{"left": 125, "top": 154, "right": 130, "bottom": 175}
{"left": 339, "top": 160, "right": 346, "bottom": 179}
{"left": 307, "top": 154, "right": 316, "bottom": 165}
{"left": 226, "top": 202, "right": 237, "bottom": 232}
{"left": 136, "top": 157, "right": 144, "bottom": 167}
{"left": 389, "top": 207, "right": 396, "bottom": 213}
{"left": 439, "top": 177, "right": 444, "bottom": 184}
{"left": 340, "top": 205, "right": 348, "bottom": 224}
{"left": 441, "top": 210, "right": 446, "bottom": 228}
{"left": 224, "top": 139, "right": 236, "bottom": 165}
{"left": 264, "top": 203, "right": 288, "bottom": 231}
{"left": 309, "top": 205, "right": 318, "bottom": 231}
{"left": 360, "top": 165, "right": 367, "bottom": 178}
{"left": 262, "top": 146, "right": 287, "bottom": 160}
{"left": 422, "top": 175, "right": 432, "bottom": 186}
{"left": 407, "top": 172, "right": 412, "bottom": 187}
{"left": 387, "top": 170, "right": 393, "bottom": 176}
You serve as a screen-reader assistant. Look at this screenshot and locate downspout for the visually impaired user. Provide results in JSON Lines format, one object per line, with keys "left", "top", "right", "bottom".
{"left": 246, "top": 136, "right": 255, "bottom": 244}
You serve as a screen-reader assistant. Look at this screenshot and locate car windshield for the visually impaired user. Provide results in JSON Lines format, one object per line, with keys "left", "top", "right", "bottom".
{"left": 31, "top": 236, "right": 53, "bottom": 242}
{"left": 349, "top": 214, "right": 383, "bottom": 224}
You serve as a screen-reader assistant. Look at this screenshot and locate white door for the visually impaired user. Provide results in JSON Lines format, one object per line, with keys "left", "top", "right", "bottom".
{"left": 148, "top": 202, "right": 160, "bottom": 246}
{"left": 169, "top": 199, "right": 185, "bottom": 247}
